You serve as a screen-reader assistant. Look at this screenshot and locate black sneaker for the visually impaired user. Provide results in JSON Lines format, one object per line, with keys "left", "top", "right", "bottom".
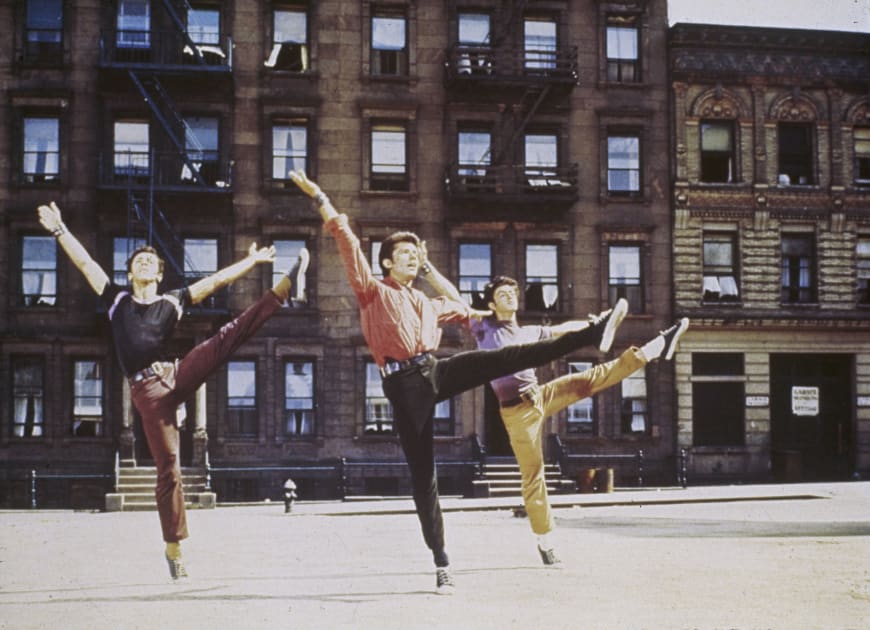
{"left": 165, "top": 554, "right": 188, "bottom": 580}
{"left": 288, "top": 247, "right": 310, "bottom": 304}
{"left": 435, "top": 567, "right": 455, "bottom": 595}
{"left": 590, "top": 298, "right": 628, "bottom": 353}
{"left": 538, "top": 546, "right": 562, "bottom": 567}
{"left": 660, "top": 317, "right": 690, "bottom": 360}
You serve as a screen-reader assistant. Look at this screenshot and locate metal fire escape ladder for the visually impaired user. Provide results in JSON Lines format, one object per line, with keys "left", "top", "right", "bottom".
{"left": 159, "top": 0, "right": 207, "bottom": 65}
{"left": 493, "top": 0, "right": 530, "bottom": 49}
{"left": 127, "top": 189, "right": 187, "bottom": 279}
{"left": 492, "top": 84, "right": 551, "bottom": 166}
{"left": 127, "top": 70, "right": 208, "bottom": 187}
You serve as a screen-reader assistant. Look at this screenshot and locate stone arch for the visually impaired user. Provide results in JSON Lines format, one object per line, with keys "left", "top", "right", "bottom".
{"left": 768, "top": 92, "right": 821, "bottom": 122}
{"left": 844, "top": 97, "right": 870, "bottom": 125}
{"left": 689, "top": 87, "right": 749, "bottom": 120}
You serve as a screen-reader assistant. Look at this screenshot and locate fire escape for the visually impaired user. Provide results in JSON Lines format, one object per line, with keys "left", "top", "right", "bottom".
{"left": 443, "top": 0, "right": 579, "bottom": 208}
{"left": 97, "top": 0, "right": 233, "bottom": 296}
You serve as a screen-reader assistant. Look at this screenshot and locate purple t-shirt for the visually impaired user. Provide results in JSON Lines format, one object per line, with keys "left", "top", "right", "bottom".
{"left": 469, "top": 318, "right": 552, "bottom": 402}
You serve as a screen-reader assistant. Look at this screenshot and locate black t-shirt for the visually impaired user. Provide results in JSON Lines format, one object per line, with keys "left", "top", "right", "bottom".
{"left": 100, "top": 284, "right": 191, "bottom": 376}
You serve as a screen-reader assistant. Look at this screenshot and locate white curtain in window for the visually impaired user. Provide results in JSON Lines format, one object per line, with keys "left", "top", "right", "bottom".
{"left": 372, "top": 17, "right": 405, "bottom": 50}
{"left": 525, "top": 135, "right": 558, "bottom": 169}
{"left": 372, "top": 129, "right": 406, "bottom": 173}
{"left": 607, "top": 27, "right": 637, "bottom": 60}
{"left": 24, "top": 118, "right": 59, "bottom": 175}
{"left": 459, "top": 13, "right": 490, "bottom": 45}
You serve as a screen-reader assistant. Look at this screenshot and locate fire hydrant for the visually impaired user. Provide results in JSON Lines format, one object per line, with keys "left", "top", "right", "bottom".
{"left": 283, "top": 479, "right": 298, "bottom": 513}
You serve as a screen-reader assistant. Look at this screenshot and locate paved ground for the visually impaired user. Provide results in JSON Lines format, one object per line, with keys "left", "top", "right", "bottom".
{"left": 1, "top": 482, "right": 868, "bottom": 629}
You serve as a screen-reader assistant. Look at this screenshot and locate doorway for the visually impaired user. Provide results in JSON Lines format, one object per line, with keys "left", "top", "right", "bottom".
{"left": 770, "top": 354, "right": 853, "bottom": 481}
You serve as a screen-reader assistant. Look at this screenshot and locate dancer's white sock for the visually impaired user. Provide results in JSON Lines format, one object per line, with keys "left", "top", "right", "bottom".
{"left": 536, "top": 532, "right": 554, "bottom": 551}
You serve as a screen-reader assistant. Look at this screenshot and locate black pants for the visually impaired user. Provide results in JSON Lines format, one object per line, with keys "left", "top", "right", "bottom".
{"left": 381, "top": 324, "right": 601, "bottom": 566}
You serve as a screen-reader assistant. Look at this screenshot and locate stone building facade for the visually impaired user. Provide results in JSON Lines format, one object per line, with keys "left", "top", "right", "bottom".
{"left": 0, "top": 0, "right": 675, "bottom": 507}
{"left": 669, "top": 24, "right": 870, "bottom": 483}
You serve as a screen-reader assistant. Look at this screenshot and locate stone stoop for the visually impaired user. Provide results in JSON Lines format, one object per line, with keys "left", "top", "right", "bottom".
{"left": 470, "top": 458, "right": 576, "bottom": 498}
{"left": 105, "top": 466, "right": 215, "bottom": 512}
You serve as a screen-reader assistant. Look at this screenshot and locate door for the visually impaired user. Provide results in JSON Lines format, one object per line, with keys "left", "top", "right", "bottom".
{"left": 770, "top": 354, "right": 853, "bottom": 481}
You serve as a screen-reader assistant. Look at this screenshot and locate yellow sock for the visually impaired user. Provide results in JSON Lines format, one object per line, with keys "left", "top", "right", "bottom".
{"left": 165, "top": 542, "right": 181, "bottom": 560}
{"left": 272, "top": 274, "right": 292, "bottom": 303}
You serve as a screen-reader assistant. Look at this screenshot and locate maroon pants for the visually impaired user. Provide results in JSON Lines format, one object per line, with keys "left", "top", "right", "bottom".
{"left": 129, "top": 290, "right": 282, "bottom": 542}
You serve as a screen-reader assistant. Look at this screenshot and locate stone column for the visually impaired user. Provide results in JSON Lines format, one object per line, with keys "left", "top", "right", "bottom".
{"left": 192, "top": 383, "right": 208, "bottom": 466}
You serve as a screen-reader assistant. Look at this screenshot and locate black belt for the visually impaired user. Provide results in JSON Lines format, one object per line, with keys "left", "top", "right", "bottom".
{"left": 380, "top": 352, "right": 433, "bottom": 378}
{"left": 129, "top": 362, "right": 173, "bottom": 384}
{"left": 500, "top": 390, "right": 536, "bottom": 409}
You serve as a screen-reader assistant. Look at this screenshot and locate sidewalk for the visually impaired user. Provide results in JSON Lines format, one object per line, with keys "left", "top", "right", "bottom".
{"left": 1, "top": 482, "right": 868, "bottom": 630}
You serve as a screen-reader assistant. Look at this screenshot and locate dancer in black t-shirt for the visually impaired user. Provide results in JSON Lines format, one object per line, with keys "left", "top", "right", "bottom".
{"left": 38, "top": 202, "right": 309, "bottom": 579}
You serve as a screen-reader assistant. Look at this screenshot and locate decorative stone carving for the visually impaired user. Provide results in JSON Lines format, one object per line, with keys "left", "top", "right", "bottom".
{"left": 771, "top": 95, "right": 818, "bottom": 122}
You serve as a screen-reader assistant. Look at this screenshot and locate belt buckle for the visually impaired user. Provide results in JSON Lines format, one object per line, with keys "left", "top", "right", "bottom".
{"left": 151, "top": 361, "right": 165, "bottom": 377}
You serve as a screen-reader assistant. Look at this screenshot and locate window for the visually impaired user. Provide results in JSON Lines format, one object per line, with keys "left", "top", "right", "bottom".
{"left": 525, "top": 133, "right": 559, "bottom": 186}
{"left": 607, "top": 134, "right": 640, "bottom": 195}
{"left": 272, "top": 120, "right": 308, "bottom": 184}
{"left": 183, "top": 116, "right": 219, "bottom": 184}
{"left": 284, "top": 360, "right": 314, "bottom": 437}
{"left": 227, "top": 361, "right": 257, "bottom": 437}
{"left": 433, "top": 399, "right": 453, "bottom": 436}
{"left": 606, "top": 15, "right": 639, "bottom": 82}
{"left": 272, "top": 239, "right": 307, "bottom": 304}
{"left": 113, "top": 121, "right": 149, "bottom": 179}
{"left": 525, "top": 244, "right": 559, "bottom": 312}
{"left": 24, "top": 0, "right": 63, "bottom": 64}
{"left": 21, "top": 236, "right": 57, "bottom": 306}
{"left": 781, "top": 234, "right": 816, "bottom": 304}
{"left": 72, "top": 360, "right": 103, "bottom": 437}
{"left": 609, "top": 245, "right": 642, "bottom": 313}
{"left": 113, "top": 237, "right": 146, "bottom": 285}
{"left": 620, "top": 368, "right": 647, "bottom": 435}
{"left": 371, "top": 13, "right": 407, "bottom": 76}
{"left": 458, "top": 129, "right": 491, "bottom": 177}
{"left": 13, "top": 357, "right": 44, "bottom": 437}
{"left": 186, "top": 7, "right": 220, "bottom": 46}
{"left": 858, "top": 238, "right": 870, "bottom": 305}
{"left": 854, "top": 127, "right": 870, "bottom": 185}
{"left": 371, "top": 240, "right": 384, "bottom": 279}
{"left": 692, "top": 353, "right": 745, "bottom": 447}
{"left": 703, "top": 233, "right": 739, "bottom": 302}
{"left": 778, "top": 122, "right": 814, "bottom": 185}
{"left": 457, "top": 12, "right": 491, "bottom": 75}
{"left": 566, "top": 361, "right": 593, "bottom": 434}
{"left": 371, "top": 123, "right": 408, "bottom": 191}
{"left": 458, "top": 243, "right": 491, "bottom": 309}
{"left": 116, "top": 0, "right": 150, "bottom": 49}
{"left": 365, "top": 361, "right": 393, "bottom": 434}
{"left": 23, "top": 117, "right": 60, "bottom": 183}
{"left": 266, "top": 7, "right": 308, "bottom": 71}
{"left": 700, "top": 121, "right": 735, "bottom": 183}
{"left": 524, "top": 17, "right": 557, "bottom": 72}
{"left": 184, "top": 238, "right": 219, "bottom": 307}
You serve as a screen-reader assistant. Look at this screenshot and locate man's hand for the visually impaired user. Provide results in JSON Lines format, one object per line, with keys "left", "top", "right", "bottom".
{"left": 37, "top": 201, "right": 64, "bottom": 233}
{"left": 288, "top": 170, "right": 321, "bottom": 198}
{"left": 248, "top": 242, "right": 276, "bottom": 264}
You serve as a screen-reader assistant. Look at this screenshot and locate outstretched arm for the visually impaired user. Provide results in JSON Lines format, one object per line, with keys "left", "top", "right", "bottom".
{"left": 289, "top": 170, "right": 338, "bottom": 224}
{"left": 419, "top": 242, "right": 490, "bottom": 321}
{"left": 549, "top": 319, "right": 591, "bottom": 337}
{"left": 37, "top": 202, "right": 110, "bottom": 295}
{"left": 187, "top": 243, "right": 276, "bottom": 305}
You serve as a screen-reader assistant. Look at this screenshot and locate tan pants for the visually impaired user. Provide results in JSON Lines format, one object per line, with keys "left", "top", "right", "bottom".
{"left": 499, "top": 347, "right": 647, "bottom": 535}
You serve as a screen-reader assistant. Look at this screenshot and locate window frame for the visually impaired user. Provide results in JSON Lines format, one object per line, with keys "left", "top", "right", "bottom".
{"left": 606, "top": 132, "right": 642, "bottom": 197}
{"left": 691, "top": 353, "right": 746, "bottom": 447}
{"left": 226, "top": 360, "right": 259, "bottom": 438}
{"left": 699, "top": 120, "right": 736, "bottom": 184}
{"left": 283, "top": 359, "right": 316, "bottom": 438}
{"left": 524, "top": 242, "right": 560, "bottom": 313}
{"left": 780, "top": 233, "right": 817, "bottom": 304}
{"left": 12, "top": 356, "right": 46, "bottom": 438}
{"left": 620, "top": 367, "right": 648, "bottom": 436}
{"left": 702, "top": 232, "right": 740, "bottom": 303}
{"left": 777, "top": 122, "right": 815, "bottom": 186}
{"left": 857, "top": 236, "right": 870, "bottom": 306}
{"left": 370, "top": 10, "right": 408, "bottom": 77}
{"left": 853, "top": 126, "right": 870, "bottom": 186}
{"left": 113, "top": 119, "right": 150, "bottom": 181}
{"left": 183, "top": 236, "right": 222, "bottom": 309}
{"left": 364, "top": 360, "right": 394, "bottom": 435}
{"left": 605, "top": 14, "right": 640, "bottom": 83}
{"left": 267, "top": 5, "right": 310, "bottom": 72}
{"left": 370, "top": 121, "right": 409, "bottom": 191}
{"left": 271, "top": 238, "right": 309, "bottom": 307}
{"left": 21, "top": 234, "right": 58, "bottom": 307}
{"left": 22, "top": 0, "right": 65, "bottom": 66}
{"left": 270, "top": 118, "right": 309, "bottom": 186}
{"left": 22, "top": 115, "right": 61, "bottom": 185}
{"left": 608, "top": 244, "right": 643, "bottom": 313}
{"left": 566, "top": 361, "right": 595, "bottom": 435}
{"left": 71, "top": 358, "right": 105, "bottom": 438}
{"left": 457, "top": 242, "right": 492, "bottom": 310}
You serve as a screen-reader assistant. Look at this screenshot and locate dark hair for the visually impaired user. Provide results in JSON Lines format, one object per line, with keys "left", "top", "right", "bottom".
{"left": 378, "top": 231, "right": 421, "bottom": 276}
{"left": 483, "top": 275, "right": 520, "bottom": 305}
{"left": 126, "top": 245, "right": 165, "bottom": 274}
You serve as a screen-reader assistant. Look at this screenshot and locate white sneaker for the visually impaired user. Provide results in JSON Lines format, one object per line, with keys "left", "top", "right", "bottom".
{"left": 594, "top": 298, "right": 628, "bottom": 353}
{"left": 435, "top": 566, "right": 455, "bottom": 595}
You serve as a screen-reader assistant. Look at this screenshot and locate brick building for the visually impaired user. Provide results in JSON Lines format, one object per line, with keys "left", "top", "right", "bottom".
{"left": 669, "top": 23, "right": 870, "bottom": 483}
{"left": 0, "top": 0, "right": 675, "bottom": 508}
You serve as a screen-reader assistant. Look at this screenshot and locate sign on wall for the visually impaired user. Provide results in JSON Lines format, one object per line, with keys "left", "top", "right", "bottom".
{"left": 791, "top": 386, "right": 819, "bottom": 416}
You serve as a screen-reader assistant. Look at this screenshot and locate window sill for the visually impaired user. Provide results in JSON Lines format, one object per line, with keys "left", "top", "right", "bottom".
{"left": 354, "top": 434, "right": 399, "bottom": 442}
{"left": 600, "top": 80, "right": 648, "bottom": 90}
{"left": 361, "top": 73, "right": 417, "bottom": 86}
{"left": 688, "top": 445, "right": 748, "bottom": 454}
{"left": 701, "top": 300, "right": 743, "bottom": 307}
{"left": 779, "top": 302, "right": 820, "bottom": 309}
{"left": 360, "top": 189, "right": 418, "bottom": 199}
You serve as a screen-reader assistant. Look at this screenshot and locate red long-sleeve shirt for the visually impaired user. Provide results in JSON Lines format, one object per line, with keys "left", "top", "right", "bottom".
{"left": 326, "top": 214, "right": 471, "bottom": 367}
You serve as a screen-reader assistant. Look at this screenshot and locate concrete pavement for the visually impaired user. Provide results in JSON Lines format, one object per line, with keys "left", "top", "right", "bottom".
{"left": 1, "top": 482, "right": 868, "bottom": 629}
